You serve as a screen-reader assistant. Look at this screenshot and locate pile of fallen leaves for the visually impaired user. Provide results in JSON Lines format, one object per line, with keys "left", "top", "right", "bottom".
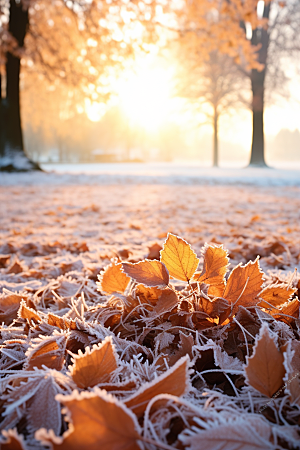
{"left": 1, "top": 234, "right": 300, "bottom": 450}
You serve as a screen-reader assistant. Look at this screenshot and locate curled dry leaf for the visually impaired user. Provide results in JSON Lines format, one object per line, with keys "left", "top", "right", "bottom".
{"left": 122, "top": 259, "right": 169, "bottom": 288}
{"left": 160, "top": 233, "right": 199, "bottom": 282}
{"left": 245, "top": 323, "right": 285, "bottom": 397}
{"left": 125, "top": 355, "right": 190, "bottom": 416}
{"left": 194, "top": 244, "right": 229, "bottom": 297}
{"left": 97, "top": 262, "right": 130, "bottom": 295}
{"left": 69, "top": 336, "right": 118, "bottom": 389}
{"left": 259, "top": 284, "right": 297, "bottom": 309}
{"left": 36, "top": 389, "right": 142, "bottom": 450}
{"left": 223, "top": 258, "right": 264, "bottom": 312}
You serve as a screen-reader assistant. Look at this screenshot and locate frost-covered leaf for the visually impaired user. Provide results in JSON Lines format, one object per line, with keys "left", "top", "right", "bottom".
{"left": 18, "top": 300, "right": 41, "bottom": 324}
{"left": 125, "top": 355, "right": 190, "bottom": 416}
{"left": 160, "top": 233, "right": 199, "bottom": 282}
{"left": 97, "top": 262, "right": 130, "bottom": 294}
{"left": 134, "top": 284, "right": 161, "bottom": 304}
{"left": 259, "top": 284, "right": 296, "bottom": 308}
{"left": 2, "top": 371, "right": 68, "bottom": 435}
{"left": 0, "top": 429, "right": 27, "bottom": 450}
{"left": 179, "top": 413, "right": 275, "bottom": 450}
{"left": 245, "top": 323, "right": 285, "bottom": 397}
{"left": 24, "top": 334, "right": 66, "bottom": 371}
{"left": 122, "top": 259, "right": 169, "bottom": 288}
{"left": 0, "top": 293, "right": 27, "bottom": 325}
{"left": 283, "top": 339, "right": 300, "bottom": 406}
{"left": 150, "top": 288, "right": 179, "bottom": 317}
{"left": 195, "top": 244, "right": 229, "bottom": 297}
{"left": 270, "top": 298, "right": 300, "bottom": 322}
{"left": 69, "top": 336, "right": 118, "bottom": 389}
{"left": 36, "top": 388, "right": 142, "bottom": 450}
{"left": 223, "top": 258, "right": 264, "bottom": 311}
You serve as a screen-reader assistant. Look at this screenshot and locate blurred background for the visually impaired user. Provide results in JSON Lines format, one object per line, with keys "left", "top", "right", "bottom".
{"left": 1, "top": 0, "right": 300, "bottom": 170}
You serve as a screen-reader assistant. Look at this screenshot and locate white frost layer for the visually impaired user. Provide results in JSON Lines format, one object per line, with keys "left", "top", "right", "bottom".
{"left": 0, "top": 163, "right": 300, "bottom": 186}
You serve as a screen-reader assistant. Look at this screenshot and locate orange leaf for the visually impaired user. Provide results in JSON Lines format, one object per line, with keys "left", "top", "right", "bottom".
{"left": 0, "top": 430, "right": 27, "bottom": 450}
{"left": 25, "top": 334, "right": 66, "bottom": 371}
{"left": 70, "top": 336, "right": 118, "bottom": 389}
{"left": 18, "top": 300, "right": 41, "bottom": 323}
{"left": 259, "top": 284, "right": 297, "bottom": 309}
{"left": 270, "top": 298, "right": 300, "bottom": 322}
{"left": 245, "top": 323, "right": 285, "bottom": 397}
{"left": 48, "top": 313, "right": 77, "bottom": 330}
{"left": 135, "top": 284, "right": 162, "bottom": 304}
{"left": 97, "top": 262, "right": 130, "bottom": 294}
{"left": 122, "top": 260, "right": 169, "bottom": 288}
{"left": 0, "top": 292, "right": 27, "bottom": 325}
{"left": 195, "top": 244, "right": 229, "bottom": 297}
{"left": 36, "top": 389, "right": 142, "bottom": 450}
{"left": 125, "top": 355, "right": 190, "bottom": 416}
{"left": 160, "top": 233, "right": 199, "bottom": 282}
{"left": 223, "top": 258, "right": 264, "bottom": 311}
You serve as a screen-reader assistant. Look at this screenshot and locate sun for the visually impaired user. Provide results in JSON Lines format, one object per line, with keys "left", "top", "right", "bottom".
{"left": 117, "top": 61, "right": 173, "bottom": 131}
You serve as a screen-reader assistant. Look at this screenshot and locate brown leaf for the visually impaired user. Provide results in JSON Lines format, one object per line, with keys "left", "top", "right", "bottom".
{"left": 245, "top": 323, "right": 285, "bottom": 397}
{"left": 259, "top": 284, "right": 296, "bottom": 308}
{"left": 70, "top": 336, "right": 118, "bottom": 389}
{"left": 223, "top": 258, "right": 264, "bottom": 312}
{"left": 36, "top": 389, "right": 142, "bottom": 450}
{"left": 18, "top": 300, "right": 41, "bottom": 324}
{"left": 0, "top": 292, "right": 27, "bottom": 325}
{"left": 283, "top": 340, "right": 300, "bottom": 406}
{"left": 0, "top": 430, "right": 27, "bottom": 450}
{"left": 122, "top": 259, "right": 169, "bottom": 288}
{"left": 169, "top": 332, "right": 194, "bottom": 366}
{"left": 160, "top": 233, "right": 199, "bottom": 282}
{"left": 125, "top": 355, "right": 190, "bottom": 416}
{"left": 97, "top": 262, "right": 130, "bottom": 294}
{"left": 25, "top": 334, "right": 66, "bottom": 371}
{"left": 150, "top": 288, "right": 179, "bottom": 317}
{"left": 195, "top": 244, "right": 229, "bottom": 297}
{"left": 179, "top": 414, "right": 275, "bottom": 450}
{"left": 147, "top": 243, "right": 162, "bottom": 260}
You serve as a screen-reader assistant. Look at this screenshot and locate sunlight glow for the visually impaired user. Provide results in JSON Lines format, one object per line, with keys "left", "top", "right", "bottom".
{"left": 117, "top": 63, "right": 173, "bottom": 131}
{"left": 85, "top": 99, "right": 107, "bottom": 122}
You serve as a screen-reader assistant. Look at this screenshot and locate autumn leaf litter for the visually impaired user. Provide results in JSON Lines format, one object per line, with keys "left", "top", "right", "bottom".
{"left": 1, "top": 176, "right": 300, "bottom": 449}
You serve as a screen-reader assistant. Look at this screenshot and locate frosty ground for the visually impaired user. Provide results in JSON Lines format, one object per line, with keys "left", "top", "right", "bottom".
{"left": 1, "top": 165, "right": 300, "bottom": 283}
{"left": 1, "top": 165, "right": 300, "bottom": 449}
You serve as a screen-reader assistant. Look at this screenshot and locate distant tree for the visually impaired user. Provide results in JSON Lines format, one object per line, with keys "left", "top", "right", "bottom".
{"left": 242, "top": 0, "right": 300, "bottom": 166}
{"left": 178, "top": 51, "right": 249, "bottom": 166}
{"left": 0, "top": 0, "right": 149, "bottom": 171}
{"left": 167, "top": 0, "right": 261, "bottom": 165}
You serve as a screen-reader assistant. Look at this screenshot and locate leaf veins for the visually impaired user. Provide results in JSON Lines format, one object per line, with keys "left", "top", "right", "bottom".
{"left": 160, "top": 233, "right": 199, "bottom": 282}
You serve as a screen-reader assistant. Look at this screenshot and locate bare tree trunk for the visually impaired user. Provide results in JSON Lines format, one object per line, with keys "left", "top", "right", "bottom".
{"left": 249, "top": 69, "right": 266, "bottom": 166}
{"left": 248, "top": 3, "right": 271, "bottom": 167}
{"left": 212, "top": 107, "right": 219, "bottom": 167}
{"left": 0, "top": 0, "right": 40, "bottom": 171}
